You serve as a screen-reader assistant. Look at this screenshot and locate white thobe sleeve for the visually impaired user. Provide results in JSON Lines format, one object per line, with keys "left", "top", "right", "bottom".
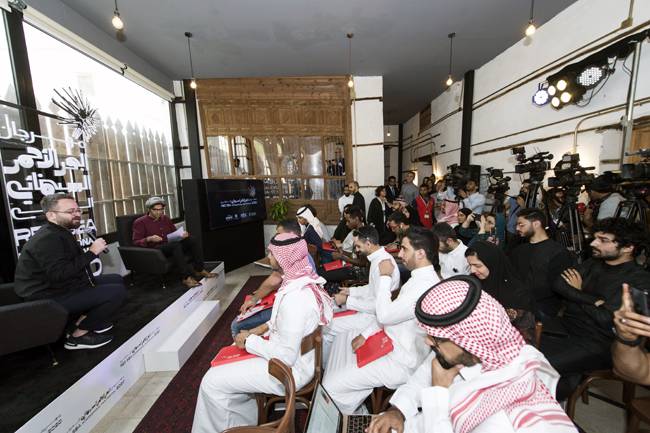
{"left": 346, "top": 282, "right": 376, "bottom": 314}
{"left": 348, "top": 282, "right": 370, "bottom": 298}
{"left": 245, "top": 299, "right": 307, "bottom": 366}
{"left": 389, "top": 355, "right": 432, "bottom": 418}
{"left": 420, "top": 387, "right": 454, "bottom": 433}
{"left": 374, "top": 276, "right": 418, "bottom": 326}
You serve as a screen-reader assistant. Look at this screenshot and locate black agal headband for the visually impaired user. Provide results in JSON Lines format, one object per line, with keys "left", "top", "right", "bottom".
{"left": 270, "top": 234, "right": 302, "bottom": 247}
{"left": 415, "top": 275, "right": 482, "bottom": 327}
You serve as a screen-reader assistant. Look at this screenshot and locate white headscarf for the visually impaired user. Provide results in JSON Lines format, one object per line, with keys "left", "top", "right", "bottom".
{"left": 297, "top": 206, "right": 329, "bottom": 239}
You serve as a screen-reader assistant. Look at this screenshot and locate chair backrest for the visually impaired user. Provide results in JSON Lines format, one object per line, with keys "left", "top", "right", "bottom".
{"left": 268, "top": 358, "right": 296, "bottom": 433}
{"left": 534, "top": 321, "right": 543, "bottom": 349}
{"left": 300, "top": 327, "right": 323, "bottom": 390}
{"left": 115, "top": 214, "right": 145, "bottom": 247}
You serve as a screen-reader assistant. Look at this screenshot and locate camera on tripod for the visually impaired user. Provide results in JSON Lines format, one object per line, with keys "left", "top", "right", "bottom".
{"left": 512, "top": 147, "right": 553, "bottom": 183}
{"left": 619, "top": 149, "right": 650, "bottom": 200}
{"left": 486, "top": 167, "right": 511, "bottom": 197}
{"left": 547, "top": 153, "right": 596, "bottom": 192}
{"left": 443, "top": 164, "right": 471, "bottom": 192}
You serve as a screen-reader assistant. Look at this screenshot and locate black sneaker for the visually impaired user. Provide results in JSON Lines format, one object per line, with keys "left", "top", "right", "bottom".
{"left": 64, "top": 332, "right": 113, "bottom": 350}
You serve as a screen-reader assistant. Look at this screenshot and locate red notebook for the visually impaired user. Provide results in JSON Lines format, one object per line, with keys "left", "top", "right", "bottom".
{"left": 323, "top": 260, "right": 352, "bottom": 272}
{"left": 356, "top": 330, "right": 394, "bottom": 368}
{"left": 236, "top": 292, "right": 276, "bottom": 322}
{"left": 333, "top": 309, "right": 358, "bottom": 318}
{"left": 322, "top": 241, "right": 337, "bottom": 252}
{"left": 211, "top": 345, "right": 258, "bottom": 367}
{"left": 385, "top": 246, "right": 400, "bottom": 254}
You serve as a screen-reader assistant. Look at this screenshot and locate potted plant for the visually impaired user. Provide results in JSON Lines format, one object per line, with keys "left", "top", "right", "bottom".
{"left": 269, "top": 199, "right": 289, "bottom": 222}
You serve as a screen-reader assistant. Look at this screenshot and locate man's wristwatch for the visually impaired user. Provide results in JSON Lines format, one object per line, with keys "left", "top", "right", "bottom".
{"left": 612, "top": 326, "right": 643, "bottom": 347}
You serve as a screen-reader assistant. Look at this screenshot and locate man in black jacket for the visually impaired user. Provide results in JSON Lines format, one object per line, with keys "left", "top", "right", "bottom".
{"left": 540, "top": 218, "right": 649, "bottom": 399}
{"left": 349, "top": 180, "right": 366, "bottom": 216}
{"left": 385, "top": 176, "right": 400, "bottom": 203}
{"left": 14, "top": 193, "right": 126, "bottom": 350}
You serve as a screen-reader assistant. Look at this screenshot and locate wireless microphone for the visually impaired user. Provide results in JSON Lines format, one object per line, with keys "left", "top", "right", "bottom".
{"left": 85, "top": 228, "right": 109, "bottom": 254}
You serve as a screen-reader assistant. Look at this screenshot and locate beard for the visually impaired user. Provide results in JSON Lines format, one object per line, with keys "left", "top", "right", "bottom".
{"left": 432, "top": 347, "right": 456, "bottom": 370}
{"left": 59, "top": 217, "right": 81, "bottom": 229}
{"left": 517, "top": 227, "right": 534, "bottom": 239}
{"left": 432, "top": 346, "right": 478, "bottom": 369}
{"left": 591, "top": 247, "right": 622, "bottom": 260}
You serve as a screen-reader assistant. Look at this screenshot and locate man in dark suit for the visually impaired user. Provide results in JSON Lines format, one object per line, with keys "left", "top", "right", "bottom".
{"left": 349, "top": 180, "right": 366, "bottom": 216}
{"left": 385, "top": 176, "right": 400, "bottom": 203}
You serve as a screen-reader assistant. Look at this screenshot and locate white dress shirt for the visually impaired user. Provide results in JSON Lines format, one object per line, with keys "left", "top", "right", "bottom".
{"left": 338, "top": 194, "right": 355, "bottom": 216}
{"left": 439, "top": 242, "right": 470, "bottom": 279}
{"left": 361, "top": 264, "right": 440, "bottom": 370}
{"left": 461, "top": 192, "right": 486, "bottom": 214}
{"left": 346, "top": 247, "right": 400, "bottom": 314}
{"left": 341, "top": 230, "right": 355, "bottom": 253}
{"left": 597, "top": 192, "right": 625, "bottom": 220}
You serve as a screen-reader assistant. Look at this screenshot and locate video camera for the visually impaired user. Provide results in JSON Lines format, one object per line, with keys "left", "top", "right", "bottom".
{"left": 486, "top": 167, "right": 511, "bottom": 197}
{"left": 547, "top": 153, "right": 595, "bottom": 199}
{"left": 619, "top": 149, "right": 650, "bottom": 200}
{"left": 443, "top": 164, "right": 471, "bottom": 192}
{"left": 512, "top": 147, "right": 554, "bottom": 183}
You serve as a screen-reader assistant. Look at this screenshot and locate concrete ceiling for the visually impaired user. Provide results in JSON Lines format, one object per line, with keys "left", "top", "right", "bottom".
{"left": 60, "top": 0, "right": 577, "bottom": 124}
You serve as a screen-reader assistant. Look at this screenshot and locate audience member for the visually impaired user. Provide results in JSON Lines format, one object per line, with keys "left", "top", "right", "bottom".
{"left": 584, "top": 175, "right": 625, "bottom": 227}
{"left": 544, "top": 187, "right": 567, "bottom": 239}
{"left": 454, "top": 208, "right": 477, "bottom": 245}
{"left": 386, "top": 176, "right": 400, "bottom": 203}
{"left": 459, "top": 212, "right": 502, "bottom": 246}
{"left": 540, "top": 218, "right": 649, "bottom": 399}
{"left": 505, "top": 192, "right": 526, "bottom": 250}
{"left": 401, "top": 171, "right": 419, "bottom": 206}
{"left": 132, "top": 196, "right": 216, "bottom": 288}
{"left": 414, "top": 184, "right": 435, "bottom": 228}
{"left": 349, "top": 181, "right": 366, "bottom": 215}
{"left": 367, "top": 278, "right": 576, "bottom": 433}
{"left": 332, "top": 204, "right": 353, "bottom": 242}
{"left": 509, "top": 208, "right": 574, "bottom": 318}
{"left": 464, "top": 241, "right": 535, "bottom": 342}
{"left": 612, "top": 284, "right": 650, "bottom": 385}
{"left": 432, "top": 222, "right": 470, "bottom": 279}
{"left": 323, "top": 226, "right": 400, "bottom": 365}
{"left": 392, "top": 196, "right": 420, "bottom": 226}
{"left": 367, "top": 186, "right": 391, "bottom": 239}
{"left": 338, "top": 185, "right": 354, "bottom": 217}
{"left": 192, "top": 232, "right": 333, "bottom": 432}
{"left": 321, "top": 207, "right": 367, "bottom": 282}
{"left": 323, "top": 226, "right": 440, "bottom": 414}
{"left": 386, "top": 211, "right": 410, "bottom": 245}
{"left": 458, "top": 179, "right": 486, "bottom": 214}
{"left": 438, "top": 199, "right": 459, "bottom": 227}
{"left": 14, "top": 193, "right": 126, "bottom": 350}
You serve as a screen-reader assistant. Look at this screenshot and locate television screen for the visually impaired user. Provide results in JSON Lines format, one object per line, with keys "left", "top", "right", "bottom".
{"left": 205, "top": 179, "right": 267, "bottom": 229}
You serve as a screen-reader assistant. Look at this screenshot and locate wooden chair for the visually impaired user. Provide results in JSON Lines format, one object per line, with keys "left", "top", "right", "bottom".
{"left": 370, "top": 386, "right": 395, "bottom": 414}
{"left": 626, "top": 396, "right": 650, "bottom": 433}
{"left": 565, "top": 369, "right": 636, "bottom": 420}
{"left": 222, "top": 358, "right": 296, "bottom": 433}
{"left": 255, "top": 327, "right": 323, "bottom": 424}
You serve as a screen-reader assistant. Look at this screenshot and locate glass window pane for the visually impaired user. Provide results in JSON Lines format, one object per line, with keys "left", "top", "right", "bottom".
{"left": 263, "top": 178, "right": 280, "bottom": 199}
{"left": 281, "top": 177, "right": 301, "bottom": 199}
{"left": 324, "top": 136, "right": 346, "bottom": 176}
{"left": 207, "top": 136, "right": 231, "bottom": 176}
{"left": 232, "top": 135, "right": 251, "bottom": 175}
{"left": 303, "top": 178, "right": 324, "bottom": 200}
{"left": 327, "top": 179, "right": 346, "bottom": 200}
{"left": 301, "top": 137, "right": 323, "bottom": 176}
{"left": 279, "top": 137, "right": 301, "bottom": 176}
{"left": 253, "top": 137, "right": 280, "bottom": 176}
{"left": 0, "top": 14, "right": 17, "bottom": 103}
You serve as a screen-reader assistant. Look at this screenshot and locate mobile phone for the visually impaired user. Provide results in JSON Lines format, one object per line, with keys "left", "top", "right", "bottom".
{"left": 630, "top": 287, "right": 649, "bottom": 317}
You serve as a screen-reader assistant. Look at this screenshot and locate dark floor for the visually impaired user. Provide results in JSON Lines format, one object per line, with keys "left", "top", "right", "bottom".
{"left": 0, "top": 274, "right": 192, "bottom": 433}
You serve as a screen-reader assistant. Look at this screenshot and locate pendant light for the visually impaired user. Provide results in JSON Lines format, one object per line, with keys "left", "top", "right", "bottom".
{"left": 111, "top": 0, "right": 124, "bottom": 30}
{"left": 346, "top": 33, "right": 354, "bottom": 88}
{"left": 184, "top": 32, "right": 197, "bottom": 90}
{"left": 445, "top": 32, "right": 456, "bottom": 87}
{"left": 525, "top": 0, "right": 536, "bottom": 36}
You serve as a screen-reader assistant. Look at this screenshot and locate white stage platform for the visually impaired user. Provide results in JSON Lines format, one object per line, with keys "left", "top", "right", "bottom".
{"left": 17, "top": 262, "right": 226, "bottom": 433}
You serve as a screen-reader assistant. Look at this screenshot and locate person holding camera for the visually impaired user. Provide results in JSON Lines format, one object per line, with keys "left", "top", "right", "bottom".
{"left": 458, "top": 179, "right": 486, "bottom": 214}
{"left": 612, "top": 283, "right": 650, "bottom": 385}
{"left": 583, "top": 175, "right": 625, "bottom": 228}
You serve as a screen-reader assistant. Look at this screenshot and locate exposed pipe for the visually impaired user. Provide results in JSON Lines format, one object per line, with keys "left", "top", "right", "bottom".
{"left": 620, "top": 39, "right": 643, "bottom": 168}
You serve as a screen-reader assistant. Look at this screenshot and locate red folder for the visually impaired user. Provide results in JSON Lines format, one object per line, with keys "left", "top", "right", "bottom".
{"left": 236, "top": 292, "right": 276, "bottom": 322}
{"left": 322, "top": 242, "right": 337, "bottom": 252}
{"left": 323, "top": 260, "right": 352, "bottom": 272}
{"left": 333, "top": 309, "right": 358, "bottom": 318}
{"left": 210, "top": 345, "right": 258, "bottom": 367}
{"left": 356, "top": 330, "right": 394, "bottom": 368}
{"left": 385, "top": 245, "right": 400, "bottom": 254}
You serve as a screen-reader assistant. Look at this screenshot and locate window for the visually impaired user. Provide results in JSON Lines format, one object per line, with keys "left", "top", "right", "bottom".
{"left": 24, "top": 24, "right": 177, "bottom": 234}
{"left": 0, "top": 13, "right": 17, "bottom": 104}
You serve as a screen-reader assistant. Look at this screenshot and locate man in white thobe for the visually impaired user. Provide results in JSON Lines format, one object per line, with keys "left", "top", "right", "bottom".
{"left": 367, "top": 278, "right": 577, "bottom": 433}
{"left": 324, "top": 226, "right": 400, "bottom": 366}
{"left": 323, "top": 226, "right": 440, "bottom": 414}
{"left": 433, "top": 222, "right": 471, "bottom": 279}
{"left": 192, "top": 233, "right": 333, "bottom": 433}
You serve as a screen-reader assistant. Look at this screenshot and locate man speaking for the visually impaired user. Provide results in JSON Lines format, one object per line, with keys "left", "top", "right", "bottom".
{"left": 14, "top": 193, "right": 126, "bottom": 350}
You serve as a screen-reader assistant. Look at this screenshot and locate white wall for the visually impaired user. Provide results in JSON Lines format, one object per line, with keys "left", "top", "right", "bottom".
{"left": 384, "top": 125, "right": 399, "bottom": 179}
{"left": 400, "top": 0, "right": 650, "bottom": 193}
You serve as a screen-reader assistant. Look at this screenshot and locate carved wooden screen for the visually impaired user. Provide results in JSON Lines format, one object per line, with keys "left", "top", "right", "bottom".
{"left": 196, "top": 77, "right": 352, "bottom": 223}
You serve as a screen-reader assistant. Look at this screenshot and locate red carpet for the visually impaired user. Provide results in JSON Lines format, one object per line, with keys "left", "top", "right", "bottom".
{"left": 133, "top": 275, "right": 266, "bottom": 433}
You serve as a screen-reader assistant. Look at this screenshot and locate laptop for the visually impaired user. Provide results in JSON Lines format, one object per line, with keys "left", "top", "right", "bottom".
{"left": 305, "top": 383, "right": 375, "bottom": 433}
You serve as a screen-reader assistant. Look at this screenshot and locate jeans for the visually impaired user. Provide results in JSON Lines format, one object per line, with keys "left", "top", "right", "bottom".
{"left": 158, "top": 236, "right": 205, "bottom": 278}
{"left": 230, "top": 307, "right": 273, "bottom": 337}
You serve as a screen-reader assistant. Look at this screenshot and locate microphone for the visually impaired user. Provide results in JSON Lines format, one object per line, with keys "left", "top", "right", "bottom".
{"left": 85, "top": 228, "right": 109, "bottom": 254}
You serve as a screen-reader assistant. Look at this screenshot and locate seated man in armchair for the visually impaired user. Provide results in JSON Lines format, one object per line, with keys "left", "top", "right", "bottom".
{"left": 132, "top": 196, "right": 216, "bottom": 288}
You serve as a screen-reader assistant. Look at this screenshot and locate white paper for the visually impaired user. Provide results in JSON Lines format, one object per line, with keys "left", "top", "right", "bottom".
{"left": 167, "top": 226, "right": 185, "bottom": 242}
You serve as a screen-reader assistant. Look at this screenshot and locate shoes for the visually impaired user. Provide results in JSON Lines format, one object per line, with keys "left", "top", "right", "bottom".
{"left": 95, "top": 323, "right": 114, "bottom": 334}
{"left": 64, "top": 332, "right": 113, "bottom": 350}
{"left": 194, "top": 269, "right": 217, "bottom": 279}
{"left": 182, "top": 276, "right": 202, "bottom": 288}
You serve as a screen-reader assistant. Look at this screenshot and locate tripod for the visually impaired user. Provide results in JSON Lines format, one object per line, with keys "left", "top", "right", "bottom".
{"left": 555, "top": 192, "right": 588, "bottom": 263}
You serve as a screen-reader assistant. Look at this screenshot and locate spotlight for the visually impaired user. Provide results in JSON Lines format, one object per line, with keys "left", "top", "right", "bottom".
{"left": 551, "top": 97, "right": 560, "bottom": 108}
{"left": 190, "top": 79, "right": 197, "bottom": 89}
{"left": 525, "top": 21, "right": 536, "bottom": 37}
{"left": 577, "top": 66, "right": 605, "bottom": 88}
{"left": 532, "top": 85, "right": 549, "bottom": 106}
{"left": 560, "top": 91, "right": 572, "bottom": 103}
{"left": 547, "top": 85, "right": 557, "bottom": 96}
{"left": 556, "top": 79, "right": 568, "bottom": 91}
{"left": 445, "top": 75, "right": 453, "bottom": 86}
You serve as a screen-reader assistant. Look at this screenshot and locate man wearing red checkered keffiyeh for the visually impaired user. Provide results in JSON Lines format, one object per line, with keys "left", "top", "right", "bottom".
{"left": 367, "top": 277, "right": 577, "bottom": 433}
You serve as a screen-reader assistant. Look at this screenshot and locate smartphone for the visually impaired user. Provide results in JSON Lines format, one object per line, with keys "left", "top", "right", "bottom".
{"left": 630, "top": 287, "right": 649, "bottom": 317}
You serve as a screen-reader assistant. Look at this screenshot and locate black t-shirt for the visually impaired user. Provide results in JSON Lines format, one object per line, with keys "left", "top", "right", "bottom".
{"left": 510, "top": 239, "right": 574, "bottom": 316}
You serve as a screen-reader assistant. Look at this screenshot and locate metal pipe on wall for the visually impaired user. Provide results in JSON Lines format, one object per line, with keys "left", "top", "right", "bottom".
{"left": 620, "top": 40, "right": 643, "bottom": 168}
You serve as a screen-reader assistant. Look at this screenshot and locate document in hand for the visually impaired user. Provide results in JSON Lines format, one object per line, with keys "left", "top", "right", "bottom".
{"left": 235, "top": 292, "right": 277, "bottom": 322}
{"left": 167, "top": 226, "right": 186, "bottom": 242}
{"left": 356, "top": 330, "right": 394, "bottom": 368}
{"left": 210, "top": 345, "right": 258, "bottom": 367}
{"left": 322, "top": 260, "right": 352, "bottom": 272}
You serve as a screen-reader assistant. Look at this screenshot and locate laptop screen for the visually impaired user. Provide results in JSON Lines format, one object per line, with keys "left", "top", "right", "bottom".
{"left": 305, "top": 384, "right": 341, "bottom": 433}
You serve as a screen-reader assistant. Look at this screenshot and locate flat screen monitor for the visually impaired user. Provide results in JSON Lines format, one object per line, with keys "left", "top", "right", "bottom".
{"left": 205, "top": 179, "right": 267, "bottom": 229}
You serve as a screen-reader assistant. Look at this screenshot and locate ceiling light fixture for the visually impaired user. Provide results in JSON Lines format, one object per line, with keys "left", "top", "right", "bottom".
{"left": 184, "top": 32, "right": 197, "bottom": 90}
{"left": 446, "top": 32, "right": 456, "bottom": 87}
{"left": 387, "top": 130, "right": 391, "bottom": 137}
{"left": 525, "top": 0, "right": 536, "bottom": 36}
{"left": 346, "top": 33, "right": 354, "bottom": 88}
{"left": 111, "top": 0, "right": 124, "bottom": 30}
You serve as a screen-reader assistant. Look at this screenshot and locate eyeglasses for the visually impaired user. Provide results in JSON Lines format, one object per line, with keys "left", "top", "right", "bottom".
{"left": 53, "top": 208, "right": 82, "bottom": 215}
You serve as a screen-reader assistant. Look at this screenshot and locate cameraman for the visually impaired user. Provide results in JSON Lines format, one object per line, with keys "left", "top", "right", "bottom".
{"left": 612, "top": 284, "right": 650, "bottom": 385}
{"left": 458, "top": 179, "right": 486, "bottom": 214}
{"left": 584, "top": 175, "right": 625, "bottom": 228}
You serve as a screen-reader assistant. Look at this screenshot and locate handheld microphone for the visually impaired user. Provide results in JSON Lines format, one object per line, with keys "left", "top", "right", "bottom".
{"left": 85, "top": 228, "right": 109, "bottom": 254}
